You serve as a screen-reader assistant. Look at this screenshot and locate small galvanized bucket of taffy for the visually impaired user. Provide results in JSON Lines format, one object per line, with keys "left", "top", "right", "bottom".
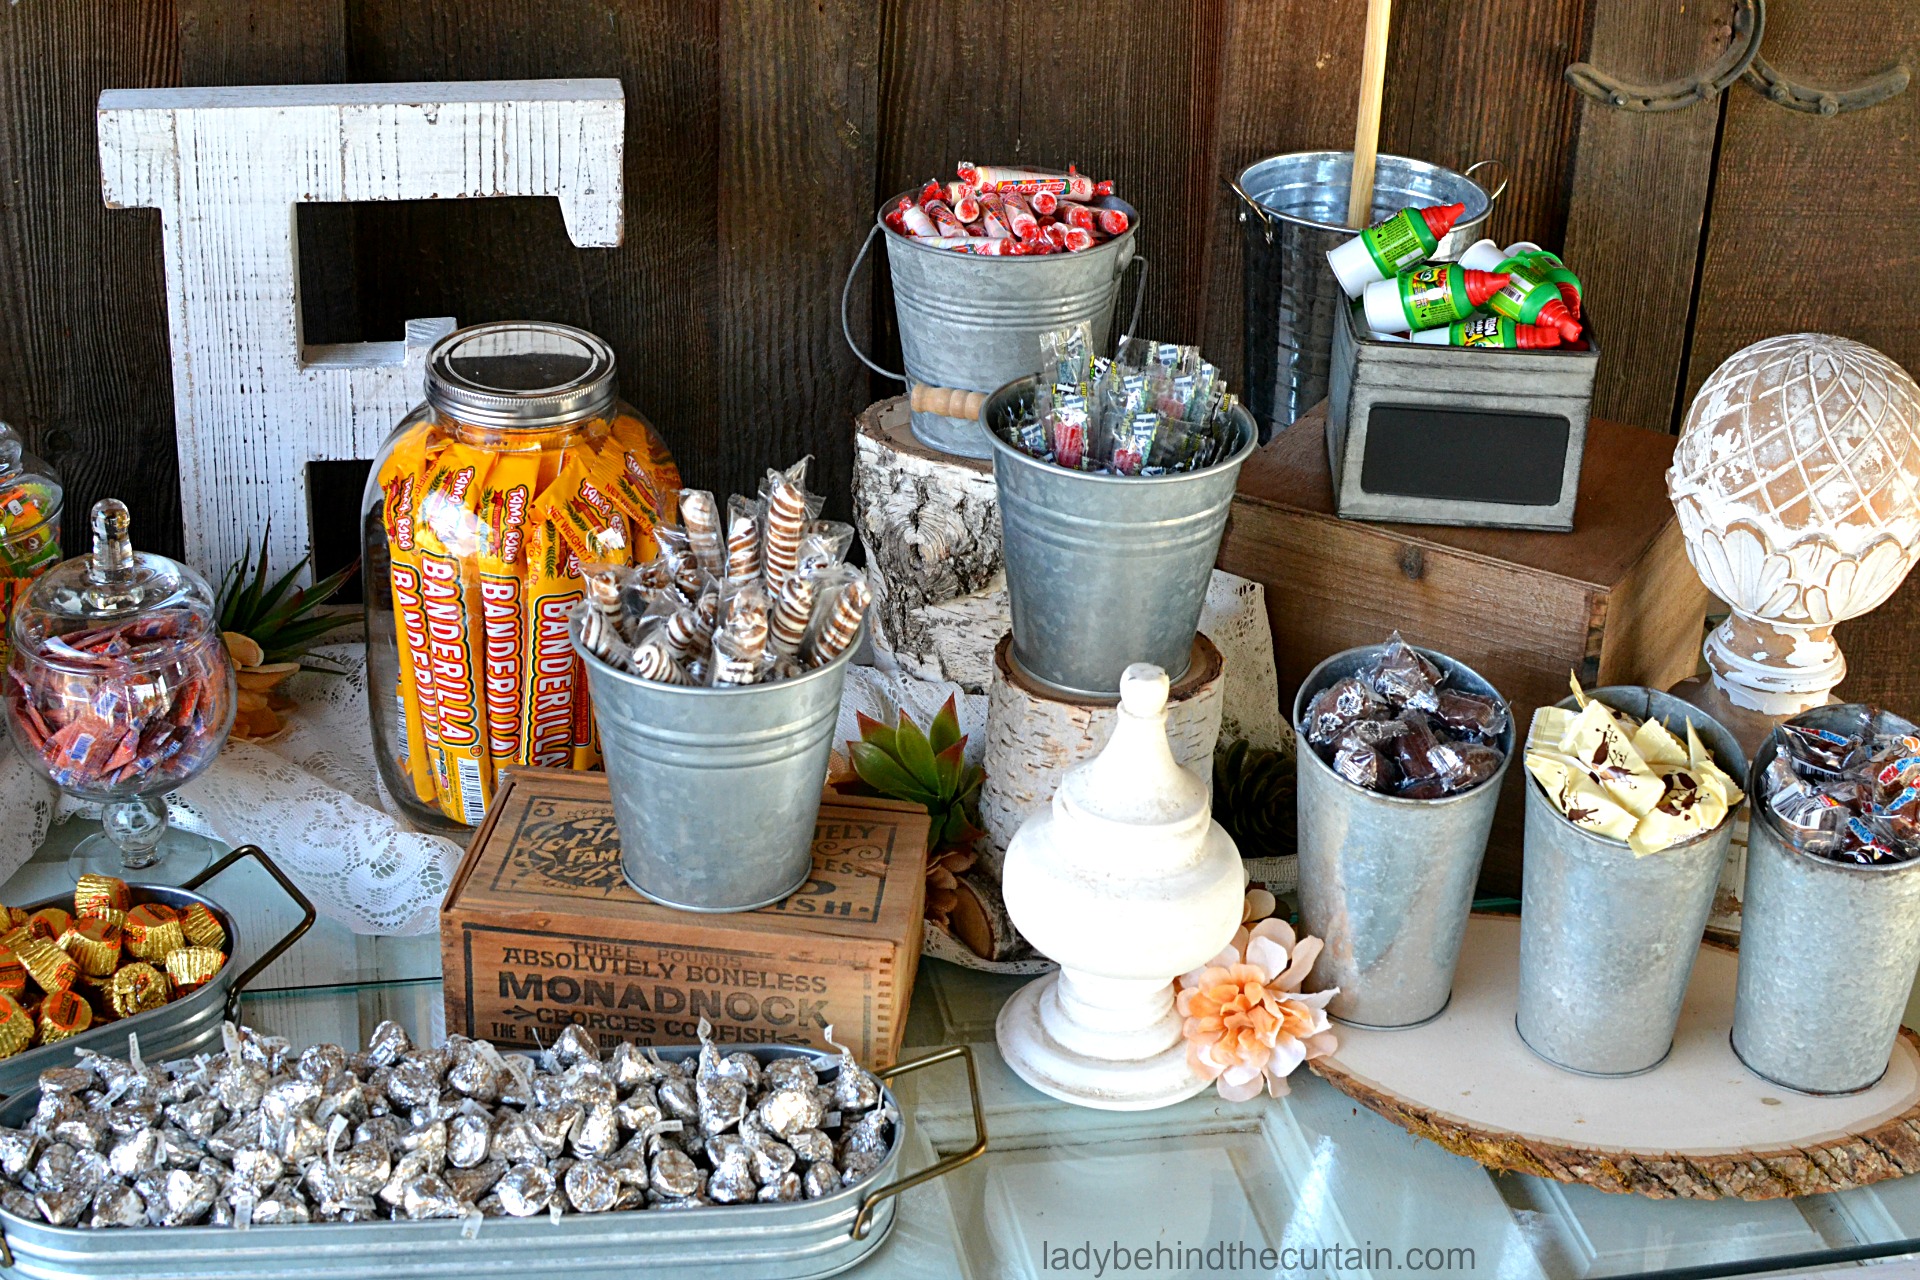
{"left": 570, "top": 456, "right": 872, "bottom": 914}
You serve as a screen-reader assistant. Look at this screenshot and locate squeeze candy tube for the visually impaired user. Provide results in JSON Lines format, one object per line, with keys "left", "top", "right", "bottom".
{"left": 1362, "top": 265, "right": 1510, "bottom": 334}
{"left": 1325, "top": 203, "right": 1466, "bottom": 298}
{"left": 1410, "top": 316, "right": 1563, "bottom": 348}
{"left": 1484, "top": 264, "right": 1583, "bottom": 342}
{"left": 415, "top": 444, "right": 497, "bottom": 825}
{"left": 1517, "top": 250, "right": 1583, "bottom": 319}
{"left": 473, "top": 452, "right": 539, "bottom": 788}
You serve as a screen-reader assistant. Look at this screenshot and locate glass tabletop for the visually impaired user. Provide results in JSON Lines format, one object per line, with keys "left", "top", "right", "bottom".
{"left": 9, "top": 829, "right": 1920, "bottom": 1280}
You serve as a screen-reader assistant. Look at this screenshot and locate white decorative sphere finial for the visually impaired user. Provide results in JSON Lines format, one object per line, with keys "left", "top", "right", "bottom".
{"left": 1669, "top": 333, "right": 1920, "bottom": 716}
{"left": 1118, "top": 663, "right": 1170, "bottom": 717}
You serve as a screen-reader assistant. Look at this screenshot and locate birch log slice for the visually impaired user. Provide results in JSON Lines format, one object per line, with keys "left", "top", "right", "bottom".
{"left": 979, "top": 632, "right": 1224, "bottom": 871}
{"left": 1310, "top": 914, "right": 1920, "bottom": 1200}
{"left": 853, "top": 397, "right": 1008, "bottom": 694}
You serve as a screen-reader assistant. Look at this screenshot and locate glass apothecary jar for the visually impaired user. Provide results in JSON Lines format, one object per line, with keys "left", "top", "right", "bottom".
{"left": 4, "top": 499, "right": 234, "bottom": 883}
{"left": 361, "top": 321, "right": 681, "bottom": 831}
{"left": 0, "top": 421, "right": 64, "bottom": 669}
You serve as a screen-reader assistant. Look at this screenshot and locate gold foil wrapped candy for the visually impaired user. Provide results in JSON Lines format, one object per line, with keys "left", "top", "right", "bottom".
{"left": 124, "top": 904, "right": 185, "bottom": 962}
{"left": 37, "top": 989, "right": 91, "bottom": 1043}
{"left": 0, "top": 946, "right": 24, "bottom": 999}
{"left": 107, "top": 963, "right": 169, "bottom": 1017}
{"left": 163, "top": 947, "right": 224, "bottom": 993}
{"left": 73, "top": 874, "right": 131, "bottom": 919}
{"left": 180, "top": 902, "right": 225, "bottom": 951}
{"left": 57, "top": 917, "right": 121, "bottom": 979}
{"left": 25, "top": 907, "right": 70, "bottom": 943}
{"left": 14, "top": 937, "right": 76, "bottom": 994}
{"left": 0, "top": 996, "right": 30, "bottom": 1059}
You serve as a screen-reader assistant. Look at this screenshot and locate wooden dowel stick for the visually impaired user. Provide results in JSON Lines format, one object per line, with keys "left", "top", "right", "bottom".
{"left": 1346, "top": 0, "right": 1393, "bottom": 229}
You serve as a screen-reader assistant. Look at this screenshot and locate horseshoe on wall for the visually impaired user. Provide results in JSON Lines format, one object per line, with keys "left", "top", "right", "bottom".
{"left": 1565, "top": 0, "right": 1763, "bottom": 112}
{"left": 1567, "top": 0, "right": 1910, "bottom": 116}
{"left": 1742, "top": 53, "right": 1911, "bottom": 116}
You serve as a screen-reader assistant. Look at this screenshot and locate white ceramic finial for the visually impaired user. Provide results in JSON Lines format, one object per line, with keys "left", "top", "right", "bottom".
{"left": 996, "top": 662, "right": 1246, "bottom": 1111}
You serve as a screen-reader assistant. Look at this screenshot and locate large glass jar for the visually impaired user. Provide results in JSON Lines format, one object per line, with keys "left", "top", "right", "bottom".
{"left": 0, "top": 421, "right": 64, "bottom": 670}
{"left": 362, "top": 322, "right": 681, "bottom": 831}
{"left": 4, "top": 499, "right": 234, "bottom": 883}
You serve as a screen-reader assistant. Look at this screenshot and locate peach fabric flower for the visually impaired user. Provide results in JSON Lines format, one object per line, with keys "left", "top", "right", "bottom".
{"left": 1175, "top": 918, "right": 1337, "bottom": 1102}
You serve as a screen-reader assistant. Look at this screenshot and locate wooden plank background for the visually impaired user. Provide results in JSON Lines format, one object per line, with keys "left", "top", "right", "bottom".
{"left": 0, "top": 0, "right": 1914, "bottom": 713}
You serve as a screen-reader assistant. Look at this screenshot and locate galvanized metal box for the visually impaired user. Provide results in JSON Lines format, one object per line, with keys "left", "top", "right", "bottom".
{"left": 1326, "top": 298, "right": 1601, "bottom": 531}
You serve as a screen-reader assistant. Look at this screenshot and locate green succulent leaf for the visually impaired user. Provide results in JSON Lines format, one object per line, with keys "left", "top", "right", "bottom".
{"left": 929, "top": 695, "right": 962, "bottom": 756}
{"left": 932, "top": 740, "right": 968, "bottom": 796}
{"left": 850, "top": 741, "right": 937, "bottom": 807}
{"left": 853, "top": 711, "right": 897, "bottom": 759}
{"left": 892, "top": 713, "right": 941, "bottom": 794}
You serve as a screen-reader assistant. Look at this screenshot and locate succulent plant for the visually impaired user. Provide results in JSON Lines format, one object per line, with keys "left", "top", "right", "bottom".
{"left": 1212, "top": 738, "right": 1296, "bottom": 857}
{"left": 845, "top": 696, "right": 985, "bottom": 851}
{"left": 215, "top": 529, "right": 359, "bottom": 668}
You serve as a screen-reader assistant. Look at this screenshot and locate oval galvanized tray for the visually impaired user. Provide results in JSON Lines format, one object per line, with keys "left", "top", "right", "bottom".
{"left": 0, "top": 845, "right": 314, "bottom": 1103}
{"left": 0, "top": 1041, "right": 986, "bottom": 1280}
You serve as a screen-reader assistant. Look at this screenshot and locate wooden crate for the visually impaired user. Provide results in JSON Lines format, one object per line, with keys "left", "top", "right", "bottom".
{"left": 1218, "top": 403, "right": 1707, "bottom": 892}
{"left": 442, "top": 769, "right": 928, "bottom": 1068}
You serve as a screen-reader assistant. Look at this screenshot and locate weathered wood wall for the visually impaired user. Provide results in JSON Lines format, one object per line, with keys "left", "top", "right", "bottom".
{"left": 0, "top": 0, "right": 1914, "bottom": 710}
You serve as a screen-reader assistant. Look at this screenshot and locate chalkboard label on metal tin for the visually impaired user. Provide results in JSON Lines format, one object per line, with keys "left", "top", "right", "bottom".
{"left": 1359, "top": 404, "right": 1570, "bottom": 507}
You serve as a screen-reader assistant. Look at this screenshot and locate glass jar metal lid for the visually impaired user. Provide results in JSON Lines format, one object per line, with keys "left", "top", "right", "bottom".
{"left": 424, "top": 321, "right": 619, "bottom": 429}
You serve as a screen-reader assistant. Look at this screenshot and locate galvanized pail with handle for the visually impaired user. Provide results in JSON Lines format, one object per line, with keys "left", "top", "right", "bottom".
{"left": 983, "top": 376, "right": 1257, "bottom": 699}
{"left": 1733, "top": 705, "right": 1920, "bottom": 1095}
{"left": 571, "top": 619, "right": 863, "bottom": 912}
{"left": 842, "top": 192, "right": 1145, "bottom": 460}
{"left": 1516, "top": 687, "right": 1746, "bottom": 1076}
{"left": 1293, "top": 642, "right": 1513, "bottom": 1029}
{"left": 1233, "top": 152, "right": 1502, "bottom": 436}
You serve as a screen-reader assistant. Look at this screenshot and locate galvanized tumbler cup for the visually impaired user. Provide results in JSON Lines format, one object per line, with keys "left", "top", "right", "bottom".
{"left": 571, "top": 619, "right": 862, "bottom": 912}
{"left": 985, "top": 376, "right": 1258, "bottom": 699}
{"left": 1294, "top": 643, "right": 1513, "bottom": 1028}
{"left": 1733, "top": 705, "right": 1920, "bottom": 1095}
{"left": 1516, "top": 687, "right": 1746, "bottom": 1076}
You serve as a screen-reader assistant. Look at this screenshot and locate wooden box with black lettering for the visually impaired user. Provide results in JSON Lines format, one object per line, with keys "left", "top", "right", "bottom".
{"left": 442, "top": 768, "right": 928, "bottom": 1068}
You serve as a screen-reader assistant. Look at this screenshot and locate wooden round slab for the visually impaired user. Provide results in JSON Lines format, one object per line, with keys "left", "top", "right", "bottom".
{"left": 1310, "top": 914, "right": 1920, "bottom": 1200}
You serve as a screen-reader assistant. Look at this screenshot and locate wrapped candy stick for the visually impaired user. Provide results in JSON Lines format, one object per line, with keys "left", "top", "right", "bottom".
{"left": 808, "top": 578, "right": 871, "bottom": 668}
{"left": 679, "top": 489, "right": 725, "bottom": 577}
{"left": 725, "top": 495, "right": 762, "bottom": 582}
{"left": 1000, "top": 193, "right": 1040, "bottom": 241}
{"left": 769, "top": 572, "right": 816, "bottom": 657}
{"left": 956, "top": 163, "right": 1096, "bottom": 201}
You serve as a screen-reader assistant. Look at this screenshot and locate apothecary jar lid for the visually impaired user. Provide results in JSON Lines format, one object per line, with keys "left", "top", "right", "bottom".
{"left": 425, "top": 321, "right": 619, "bottom": 430}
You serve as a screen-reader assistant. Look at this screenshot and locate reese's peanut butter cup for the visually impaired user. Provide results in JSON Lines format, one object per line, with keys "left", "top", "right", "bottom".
{"left": 0, "top": 907, "right": 25, "bottom": 930}
{"left": 57, "top": 917, "right": 121, "bottom": 978}
{"left": 15, "top": 937, "right": 76, "bottom": 993}
{"left": 163, "top": 946, "right": 224, "bottom": 993}
{"left": 180, "top": 902, "right": 225, "bottom": 951}
{"left": 107, "top": 962, "right": 169, "bottom": 1017}
{"left": 124, "top": 904, "right": 185, "bottom": 962}
{"left": 25, "top": 907, "right": 71, "bottom": 943}
{"left": 0, "top": 945, "right": 24, "bottom": 998}
{"left": 73, "top": 873, "right": 131, "bottom": 918}
{"left": 0, "top": 995, "right": 31, "bottom": 1058}
{"left": 37, "top": 989, "right": 91, "bottom": 1043}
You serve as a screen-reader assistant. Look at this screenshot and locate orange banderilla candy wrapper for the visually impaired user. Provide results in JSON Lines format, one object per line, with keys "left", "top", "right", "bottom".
{"left": 533, "top": 452, "right": 632, "bottom": 569}
{"left": 475, "top": 452, "right": 540, "bottom": 789}
{"left": 416, "top": 443, "right": 496, "bottom": 824}
{"left": 522, "top": 518, "right": 584, "bottom": 771}
{"left": 605, "top": 413, "right": 683, "bottom": 525}
{"left": 378, "top": 425, "right": 442, "bottom": 806}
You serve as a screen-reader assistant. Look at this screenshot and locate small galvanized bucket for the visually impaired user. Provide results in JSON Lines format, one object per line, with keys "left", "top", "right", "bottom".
{"left": 1516, "top": 687, "right": 1746, "bottom": 1076}
{"left": 1733, "top": 705, "right": 1920, "bottom": 1095}
{"left": 571, "top": 620, "right": 863, "bottom": 912}
{"left": 841, "top": 193, "right": 1145, "bottom": 460}
{"left": 983, "top": 376, "right": 1258, "bottom": 699}
{"left": 1293, "top": 643, "right": 1513, "bottom": 1028}
{"left": 1232, "top": 152, "right": 1501, "bottom": 436}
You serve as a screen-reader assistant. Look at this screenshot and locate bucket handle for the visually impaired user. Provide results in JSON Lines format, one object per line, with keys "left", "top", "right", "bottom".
{"left": 185, "top": 844, "right": 318, "bottom": 1024}
{"left": 1463, "top": 159, "right": 1510, "bottom": 204}
{"left": 851, "top": 1044, "right": 988, "bottom": 1240}
{"left": 842, "top": 223, "right": 1153, "bottom": 381}
{"left": 841, "top": 223, "right": 907, "bottom": 384}
{"left": 1229, "top": 174, "right": 1276, "bottom": 244}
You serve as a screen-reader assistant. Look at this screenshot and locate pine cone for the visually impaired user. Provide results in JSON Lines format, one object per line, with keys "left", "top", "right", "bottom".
{"left": 1212, "top": 738, "right": 1296, "bottom": 857}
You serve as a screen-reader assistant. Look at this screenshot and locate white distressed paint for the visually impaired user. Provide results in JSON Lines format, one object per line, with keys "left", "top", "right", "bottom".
{"left": 96, "top": 80, "right": 626, "bottom": 577}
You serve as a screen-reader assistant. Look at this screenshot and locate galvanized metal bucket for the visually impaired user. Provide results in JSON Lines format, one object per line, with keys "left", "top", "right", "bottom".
{"left": 983, "top": 376, "right": 1258, "bottom": 699}
{"left": 572, "top": 621, "right": 863, "bottom": 912}
{"left": 0, "top": 844, "right": 314, "bottom": 1104}
{"left": 1232, "top": 152, "right": 1502, "bottom": 436}
{"left": 1293, "top": 643, "right": 1513, "bottom": 1028}
{"left": 1516, "top": 687, "right": 1746, "bottom": 1076}
{"left": 1732, "top": 705, "right": 1920, "bottom": 1095}
{"left": 841, "top": 193, "right": 1145, "bottom": 460}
